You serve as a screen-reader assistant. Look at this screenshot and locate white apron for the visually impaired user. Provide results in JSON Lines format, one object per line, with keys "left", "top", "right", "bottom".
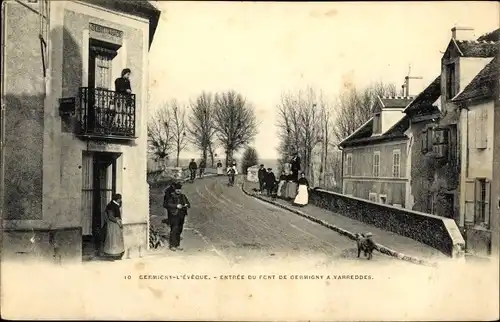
{"left": 293, "top": 184, "right": 309, "bottom": 206}
{"left": 217, "top": 167, "right": 223, "bottom": 175}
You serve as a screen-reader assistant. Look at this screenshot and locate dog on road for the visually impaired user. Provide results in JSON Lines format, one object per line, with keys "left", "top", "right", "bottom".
{"left": 355, "top": 232, "right": 376, "bottom": 260}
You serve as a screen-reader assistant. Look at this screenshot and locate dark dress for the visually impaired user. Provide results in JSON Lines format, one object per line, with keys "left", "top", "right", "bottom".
{"left": 115, "top": 77, "right": 131, "bottom": 93}
{"left": 258, "top": 168, "right": 267, "bottom": 191}
{"left": 290, "top": 156, "right": 301, "bottom": 181}
{"left": 166, "top": 193, "right": 191, "bottom": 248}
{"left": 265, "top": 172, "right": 276, "bottom": 195}
{"left": 103, "top": 201, "right": 125, "bottom": 259}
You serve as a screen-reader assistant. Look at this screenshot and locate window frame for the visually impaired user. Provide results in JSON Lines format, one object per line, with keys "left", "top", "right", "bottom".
{"left": 372, "top": 151, "right": 380, "bottom": 177}
{"left": 446, "top": 62, "right": 457, "bottom": 99}
{"left": 392, "top": 149, "right": 401, "bottom": 178}
{"left": 346, "top": 153, "right": 353, "bottom": 176}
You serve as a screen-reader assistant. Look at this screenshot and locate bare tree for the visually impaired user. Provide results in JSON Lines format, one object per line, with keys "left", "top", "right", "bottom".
{"left": 170, "top": 100, "right": 188, "bottom": 167}
{"left": 187, "top": 92, "right": 217, "bottom": 166}
{"left": 276, "top": 87, "right": 325, "bottom": 183}
{"left": 332, "top": 81, "right": 397, "bottom": 144}
{"left": 213, "top": 91, "right": 258, "bottom": 165}
{"left": 147, "top": 106, "right": 174, "bottom": 170}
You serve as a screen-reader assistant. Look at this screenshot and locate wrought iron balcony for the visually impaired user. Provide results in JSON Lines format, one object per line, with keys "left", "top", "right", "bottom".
{"left": 77, "top": 87, "right": 136, "bottom": 139}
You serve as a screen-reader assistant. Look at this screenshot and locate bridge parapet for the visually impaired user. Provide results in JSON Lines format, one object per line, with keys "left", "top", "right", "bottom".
{"left": 309, "top": 188, "right": 466, "bottom": 258}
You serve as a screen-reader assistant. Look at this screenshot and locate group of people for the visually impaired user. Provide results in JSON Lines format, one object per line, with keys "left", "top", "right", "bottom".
{"left": 188, "top": 158, "right": 206, "bottom": 182}
{"left": 257, "top": 152, "right": 309, "bottom": 206}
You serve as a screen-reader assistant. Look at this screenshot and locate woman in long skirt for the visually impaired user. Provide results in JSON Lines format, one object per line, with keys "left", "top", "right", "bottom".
{"left": 276, "top": 171, "right": 287, "bottom": 198}
{"left": 286, "top": 173, "right": 298, "bottom": 201}
{"left": 293, "top": 173, "right": 309, "bottom": 206}
{"left": 216, "top": 160, "right": 223, "bottom": 176}
{"left": 102, "top": 193, "right": 125, "bottom": 260}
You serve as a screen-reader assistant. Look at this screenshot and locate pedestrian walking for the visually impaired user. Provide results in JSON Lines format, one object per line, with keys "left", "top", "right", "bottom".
{"left": 102, "top": 193, "right": 125, "bottom": 260}
{"left": 293, "top": 173, "right": 309, "bottom": 206}
{"left": 216, "top": 160, "right": 223, "bottom": 176}
{"left": 165, "top": 183, "right": 190, "bottom": 251}
{"left": 199, "top": 159, "right": 206, "bottom": 178}
{"left": 257, "top": 164, "right": 266, "bottom": 193}
{"left": 188, "top": 158, "right": 197, "bottom": 182}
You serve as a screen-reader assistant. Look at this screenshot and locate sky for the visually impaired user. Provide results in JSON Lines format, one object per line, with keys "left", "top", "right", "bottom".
{"left": 148, "top": 1, "right": 499, "bottom": 160}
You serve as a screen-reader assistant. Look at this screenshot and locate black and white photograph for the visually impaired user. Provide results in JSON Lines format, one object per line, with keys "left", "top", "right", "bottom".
{"left": 0, "top": 0, "right": 499, "bottom": 320}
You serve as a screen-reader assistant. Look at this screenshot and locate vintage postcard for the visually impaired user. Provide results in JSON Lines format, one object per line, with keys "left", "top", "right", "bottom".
{"left": 1, "top": 0, "right": 499, "bottom": 320}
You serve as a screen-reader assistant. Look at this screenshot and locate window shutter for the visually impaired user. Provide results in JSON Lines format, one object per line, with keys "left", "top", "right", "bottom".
{"left": 422, "top": 130, "right": 428, "bottom": 153}
{"left": 474, "top": 111, "right": 482, "bottom": 149}
{"left": 427, "top": 130, "right": 433, "bottom": 152}
{"left": 464, "top": 179, "right": 476, "bottom": 223}
{"left": 485, "top": 179, "right": 491, "bottom": 227}
{"left": 474, "top": 179, "right": 482, "bottom": 224}
{"left": 478, "top": 109, "right": 488, "bottom": 149}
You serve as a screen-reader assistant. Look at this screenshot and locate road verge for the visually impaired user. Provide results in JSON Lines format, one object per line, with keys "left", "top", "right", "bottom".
{"left": 240, "top": 181, "right": 438, "bottom": 267}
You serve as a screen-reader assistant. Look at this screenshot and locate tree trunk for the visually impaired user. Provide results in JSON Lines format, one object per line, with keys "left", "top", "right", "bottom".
{"left": 208, "top": 142, "right": 215, "bottom": 167}
{"left": 176, "top": 148, "right": 180, "bottom": 167}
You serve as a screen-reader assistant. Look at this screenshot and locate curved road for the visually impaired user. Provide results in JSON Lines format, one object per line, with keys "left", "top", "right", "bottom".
{"left": 150, "top": 176, "right": 407, "bottom": 265}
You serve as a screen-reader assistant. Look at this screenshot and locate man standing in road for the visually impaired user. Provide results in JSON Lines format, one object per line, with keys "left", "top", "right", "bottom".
{"left": 166, "top": 183, "right": 191, "bottom": 251}
{"left": 188, "top": 158, "right": 198, "bottom": 182}
{"left": 257, "top": 164, "right": 266, "bottom": 193}
{"left": 199, "top": 159, "right": 206, "bottom": 178}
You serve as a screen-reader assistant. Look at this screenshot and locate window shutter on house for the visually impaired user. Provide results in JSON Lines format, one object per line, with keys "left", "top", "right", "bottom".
{"left": 422, "top": 130, "right": 428, "bottom": 153}
{"left": 474, "top": 179, "right": 483, "bottom": 224}
{"left": 427, "top": 130, "right": 433, "bottom": 152}
{"left": 464, "top": 179, "right": 476, "bottom": 223}
{"left": 478, "top": 109, "right": 488, "bottom": 149}
{"left": 485, "top": 179, "right": 491, "bottom": 226}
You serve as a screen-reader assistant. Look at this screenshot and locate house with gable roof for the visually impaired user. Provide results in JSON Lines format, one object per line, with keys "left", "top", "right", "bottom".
{"left": 339, "top": 95, "right": 414, "bottom": 207}
{"left": 401, "top": 26, "right": 499, "bottom": 256}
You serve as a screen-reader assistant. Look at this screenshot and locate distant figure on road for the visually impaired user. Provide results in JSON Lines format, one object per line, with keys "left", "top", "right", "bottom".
{"left": 264, "top": 168, "right": 276, "bottom": 196}
{"left": 165, "top": 183, "right": 190, "bottom": 251}
{"left": 199, "top": 159, "right": 206, "bottom": 178}
{"left": 188, "top": 159, "right": 197, "bottom": 182}
{"left": 293, "top": 172, "right": 309, "bottom": 207}
{"left": 102, "top": 193, "right": 125, "bottom": 260}
{"left": 227, "top": 162, "right": 238, "bottom": 186}
{"left": 216, "top": 160, "right": 223, "bottom": 176}
{"left": 290, "top": 152, "right": 301, "bottom": 182}
{"left": 257, "top": 164, "right": 266, "bottom": 193}
{"left": 277, "top": 170, "right": 287, "bottom": 198}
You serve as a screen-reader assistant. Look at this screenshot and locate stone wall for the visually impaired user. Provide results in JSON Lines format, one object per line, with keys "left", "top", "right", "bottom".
{"left": 309, "top": 188, "right": 465, "bottom": 257}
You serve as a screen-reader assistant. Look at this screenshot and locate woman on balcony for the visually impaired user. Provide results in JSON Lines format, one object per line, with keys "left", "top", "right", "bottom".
{"left": 111, "top": 68, "right": 133, "bottom": 134}
{"left": 115, "top": 68, "right": 132, "bottom": 93}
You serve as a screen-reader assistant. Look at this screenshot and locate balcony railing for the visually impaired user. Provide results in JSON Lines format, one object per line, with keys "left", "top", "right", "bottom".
{"left": 77, "top": 87, "right": 136, "bottom": 139}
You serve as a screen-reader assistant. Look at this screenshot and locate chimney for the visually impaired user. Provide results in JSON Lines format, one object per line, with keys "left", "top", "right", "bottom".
{"left": 404, "top": 76, "right": 424, "bottom": 97}
{"left": 451, "top": 26, "right": 476, "bottom": 41}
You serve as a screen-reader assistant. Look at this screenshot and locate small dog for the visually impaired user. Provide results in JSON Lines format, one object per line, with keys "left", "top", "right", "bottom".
{"left": 355, "top": 232, "right": 376, "bottom": 260}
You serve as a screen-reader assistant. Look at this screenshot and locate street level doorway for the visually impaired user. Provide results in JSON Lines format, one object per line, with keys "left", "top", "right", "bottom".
{"left": 81, "top": 151, "right": 121, "bottom": 260}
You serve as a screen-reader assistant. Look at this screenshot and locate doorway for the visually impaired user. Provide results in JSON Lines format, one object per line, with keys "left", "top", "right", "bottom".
{"left": 82, "top": 151, "right": 120, "bottom": 260}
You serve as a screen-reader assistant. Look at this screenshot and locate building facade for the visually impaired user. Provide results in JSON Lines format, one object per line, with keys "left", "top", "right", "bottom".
{"left": 404, "top": 27, "right": 499, "bottom": 256}
{"left": 454, "top": 56, "right": 499, "bottom": 256}
{"left": 1, "top": 0, "right": 160, "bottom": 262}
{"left": 339, "top": 96, "right": 413, "bottom": 207}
